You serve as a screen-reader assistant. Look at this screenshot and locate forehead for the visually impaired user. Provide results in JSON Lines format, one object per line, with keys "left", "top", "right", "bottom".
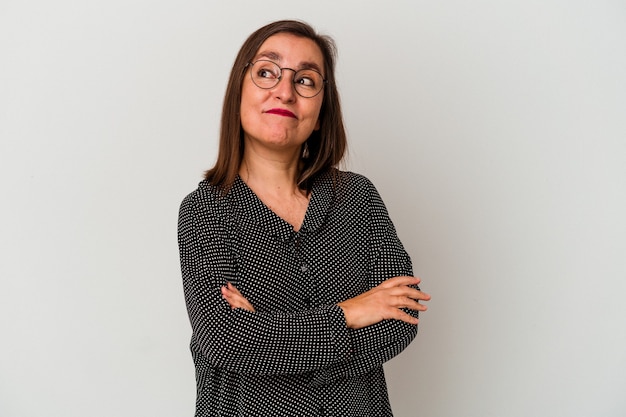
{"left": 254, "top": 33, "right": 324, "bottom": 70}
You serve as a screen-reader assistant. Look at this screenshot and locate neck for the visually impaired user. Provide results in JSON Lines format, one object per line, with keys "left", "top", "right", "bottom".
{"left": 239, "top": 145, "right": 304, "bottom": 198}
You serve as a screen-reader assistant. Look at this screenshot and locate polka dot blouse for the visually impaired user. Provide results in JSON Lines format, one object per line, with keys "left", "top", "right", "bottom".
{"left": 178, "top": 169, "right": 419, "bottom": 416}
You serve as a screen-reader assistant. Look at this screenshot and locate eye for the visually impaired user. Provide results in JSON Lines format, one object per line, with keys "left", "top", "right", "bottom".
{"left": 294, "top": 69, "right": 321, "bottom": 89}
{"left": 295, "top": 76, "right": 315, "bottom": 87}
{"left": 257, "top": 67, "right": 278, "bottom": 79}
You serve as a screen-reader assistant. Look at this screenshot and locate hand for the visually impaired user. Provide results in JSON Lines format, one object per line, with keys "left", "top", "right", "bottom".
{"left": 337, "top": 276, "right": 430, "bottom": 329}
{"left": 221, "top": 282, "right": 256, "bottom": 312}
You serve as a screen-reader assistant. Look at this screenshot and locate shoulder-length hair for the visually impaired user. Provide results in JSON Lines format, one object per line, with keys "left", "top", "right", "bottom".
{"left": 204, "top": 20, "right": 347, "bottom": 193}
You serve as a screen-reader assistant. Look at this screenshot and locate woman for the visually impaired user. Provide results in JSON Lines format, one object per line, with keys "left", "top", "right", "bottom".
{"left": 178, "top": 20, "right": 430, "bottom": 416}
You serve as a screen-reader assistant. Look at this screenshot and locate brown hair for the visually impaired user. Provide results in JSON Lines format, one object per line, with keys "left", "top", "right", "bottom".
{"left": 204, "top": 20, "right": 347, "bottom": 192}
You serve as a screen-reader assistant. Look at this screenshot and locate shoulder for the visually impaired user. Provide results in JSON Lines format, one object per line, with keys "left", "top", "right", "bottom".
{"left": 313, "top": 168, "right": 373, "bottom": 191}
{"left": 179, "top": 180, "right": 232, "bottom": 221}
{"left": 334, "top": 170, "right": 392, "bottom": 222}
{"left": 310, "top": 169, "right": 386, "bottom": 219}
{"left": 322, "top": 169, "right": 381, "bottom": 203}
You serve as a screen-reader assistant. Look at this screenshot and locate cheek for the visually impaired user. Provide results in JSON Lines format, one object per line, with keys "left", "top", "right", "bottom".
{"left": 240, "top": 82, "right": 253, "bottom": 114}
{"left": 239, "top": 83, "right": 260, "bottom": 129}
{"left": 311, "top": 99, "right": 323, "bottom": 131}
{"left": 240, "top": 76, "right": 263, "bottom": 108}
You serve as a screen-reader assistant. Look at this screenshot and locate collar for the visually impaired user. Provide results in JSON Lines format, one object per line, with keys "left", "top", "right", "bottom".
{"left": 230, "top": 172, "right": 335, "bottom": 242}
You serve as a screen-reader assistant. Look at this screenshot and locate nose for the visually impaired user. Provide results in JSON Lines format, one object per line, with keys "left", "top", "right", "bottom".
{"left": 272, "top": 69, "right": 297, "bottom": 102}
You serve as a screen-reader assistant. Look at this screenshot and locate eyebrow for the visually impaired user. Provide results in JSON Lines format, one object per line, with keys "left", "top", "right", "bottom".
{"left": 255, "top": 50, "right": 324, "bottom": 74}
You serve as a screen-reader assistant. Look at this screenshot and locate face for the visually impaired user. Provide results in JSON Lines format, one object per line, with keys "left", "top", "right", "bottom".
{"left": 240, "top": 33, "right": 324, "bottom": 157}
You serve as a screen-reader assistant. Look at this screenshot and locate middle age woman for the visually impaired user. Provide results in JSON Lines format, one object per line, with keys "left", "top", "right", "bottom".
{"left": 178, "top": 19, "right": 431, "bottom": 416}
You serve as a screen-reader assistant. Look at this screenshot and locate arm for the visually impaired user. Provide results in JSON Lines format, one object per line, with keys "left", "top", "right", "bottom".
{"left": 178, "top": 191, "right": 352, "bottom": 376}
{"left": 219, "top": 178, "right": 430, "bottom": 384}
{"left": 311, "top": 179, "right": 430, "bottom": 385}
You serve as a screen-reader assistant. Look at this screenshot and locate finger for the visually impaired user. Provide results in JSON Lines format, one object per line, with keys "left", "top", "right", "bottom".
{"left": 387, "top": 292, "right": 429, "bottom": 310}
{"left": 226, "top": 296, "right": 252, "bottom": 311}
{"left": 227, "top": 281, "right": 244, "bottom": 296}
{"left": 401, "top": 298, "right": 429, "bottom": 312}
{"left": 387, "top": 286, "right": 431, "bottom": 302}
{"left": 222, "top": 285, "right": 255, "bottom": 312}
{"left": 221, "top": 286, "right": 237, "bottom": 306}
{"left": 228, "top": 284, "right": 255, "bottom": 310}
{"left": 221, "top": 286, "right": 242, "bottom": 305}
{"left": 386, "top": 307, "right": 419, "bottom": 325}
{"left": 405, "top": 288, "right": 431, "bottom": 301}
{"left": 223, "top": 283, "right": 245, "bottom": 302}
{"left": 379, "top": 276, "right": 421, "bottom": 289}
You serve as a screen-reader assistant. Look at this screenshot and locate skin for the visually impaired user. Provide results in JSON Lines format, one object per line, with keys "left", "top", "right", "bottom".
{"left": 222, "top": 33, "right": 431, "bottom": 329}
{"left": 238, "top": 33, "right": 323, "bottom": 230}
{"left": 240, "top": 33, "right": 323, "bottom": 165}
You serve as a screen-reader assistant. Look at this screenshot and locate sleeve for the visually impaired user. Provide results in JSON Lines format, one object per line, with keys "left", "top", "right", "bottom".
{"left": 178, "top": 190, "right": 353, "bottom": 376}
{"left": 310, "top": 178, "right": 419, "bottom": 386}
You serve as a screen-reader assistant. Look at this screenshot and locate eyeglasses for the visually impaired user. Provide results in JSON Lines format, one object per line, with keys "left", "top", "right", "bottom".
{"left": 246, "top": 60, "right": 326, "bottom": 98}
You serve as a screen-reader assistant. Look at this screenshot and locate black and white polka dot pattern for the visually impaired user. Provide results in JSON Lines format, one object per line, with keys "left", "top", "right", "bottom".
{"left": 178, "top": 169, "right": 418, "bottom": 416}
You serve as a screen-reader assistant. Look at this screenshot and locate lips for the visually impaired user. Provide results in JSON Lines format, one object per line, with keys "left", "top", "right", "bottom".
{"left": 265, "top": 108, "right": 297, "bottom": 119}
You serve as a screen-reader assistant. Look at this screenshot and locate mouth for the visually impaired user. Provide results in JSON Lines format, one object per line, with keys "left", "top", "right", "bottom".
{"left": 265, "top": 108, "right": 297, "bottom": 119}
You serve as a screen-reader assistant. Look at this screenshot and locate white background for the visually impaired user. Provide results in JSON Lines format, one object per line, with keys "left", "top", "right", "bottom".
{"left": 1, "top": 1, "right": 625, "bottom": 416}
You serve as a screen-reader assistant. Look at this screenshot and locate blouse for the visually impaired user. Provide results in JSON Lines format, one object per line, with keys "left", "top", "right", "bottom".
{"left": 178, "top": 169, "right": 419, "bottom": 416}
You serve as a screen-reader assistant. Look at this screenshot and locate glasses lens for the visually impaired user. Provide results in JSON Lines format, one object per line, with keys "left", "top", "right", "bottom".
{"left": 294, "top": 69, "right": 324, "bottom": 98}
{"left": 249, "top": 60, "right": 325, "bottom": 98}
{"left": 250, "top": 61, "right": 280, "bottom": 89}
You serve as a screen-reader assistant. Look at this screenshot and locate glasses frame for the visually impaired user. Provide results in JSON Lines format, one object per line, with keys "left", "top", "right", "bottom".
{"left": 245, "top": 59, "right": 327, "bottom": 98}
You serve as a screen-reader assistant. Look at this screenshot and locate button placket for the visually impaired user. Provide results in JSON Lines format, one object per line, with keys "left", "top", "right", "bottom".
{"left": 293, "top": 231, "right": 313, "bottom": 306}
